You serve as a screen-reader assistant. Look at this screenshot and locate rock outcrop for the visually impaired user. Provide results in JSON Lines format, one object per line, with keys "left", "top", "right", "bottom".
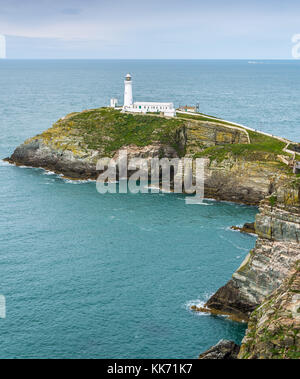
{"left": 205, "top": 185, "right": 300, "bottom": 321}
{"left": 231, "top": 222, "right": 256, "bottom": 234}
{"left": 5, "top": 108, "right": 249, "bottom": 180}
{"left": 184, "top": 119, "right": 249, "bottom": 155}
{"left": 238, "top": 262, "right": 300, "bottom": 359}
{"left": 199, "top": 340, "right": 240, "bottom": 360}
{"left": 5, "top": 108, "right": 291, "bottom": 205}
{"left": 202, "top": 151, "right": 292, "bottom": 205}
{"left": 198, "top": 182, "right": 300, "bottom": 359}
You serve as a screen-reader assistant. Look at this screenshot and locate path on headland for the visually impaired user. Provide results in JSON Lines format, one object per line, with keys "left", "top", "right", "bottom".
{"left": 176, "top": 110, "right": 292, "bottom": 144}
{"left": 177, "top": 110, "right": 252, "bottom": 143}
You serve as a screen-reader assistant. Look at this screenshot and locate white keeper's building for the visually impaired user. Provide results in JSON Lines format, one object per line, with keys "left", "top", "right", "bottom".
{"left": 110, "top": 74, "right": 176, "bottom": 118}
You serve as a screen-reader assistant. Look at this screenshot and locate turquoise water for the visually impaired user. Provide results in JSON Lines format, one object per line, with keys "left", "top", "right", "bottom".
{"left": 0, "top": 60, "right": 298, "bottom": 359}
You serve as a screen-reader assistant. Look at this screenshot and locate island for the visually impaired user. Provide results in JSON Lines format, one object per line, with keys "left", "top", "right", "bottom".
{"left": 5, "top": 107, "right": 300, "bottom": 359}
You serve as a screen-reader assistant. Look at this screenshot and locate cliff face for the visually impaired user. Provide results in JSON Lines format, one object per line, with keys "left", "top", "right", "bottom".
{"left": 6, "top": 109, "right": 249, "bottom": 180}
{"left": 5, "top": 108, "right": 290, "bottom": 206}
{"left": 203, "top": 156, "right": 287, "bottom": 205}
{"left": 205, "top": 185, "right": 300, "bottom": 320}
{"left": 238, "top": 262, "right": 300, "bottom": 359}
{"left": 184, "top": 119, "right": 249, "bottom": 155}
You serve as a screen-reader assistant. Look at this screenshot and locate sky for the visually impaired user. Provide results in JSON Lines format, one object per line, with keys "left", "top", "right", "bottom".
{"left": 0, "top": 0, "right": 300, "bottom": 59}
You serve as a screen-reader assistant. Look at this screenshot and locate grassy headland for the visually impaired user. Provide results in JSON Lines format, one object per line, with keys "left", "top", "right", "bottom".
{"left": 26, "top": 107, "right": 298, "bottom": 173}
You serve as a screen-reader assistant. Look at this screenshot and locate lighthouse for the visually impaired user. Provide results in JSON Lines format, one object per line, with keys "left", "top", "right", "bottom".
{"left": 119, "top": 73, "right": 176, "bottom": 117}
{"left": 124, "top": 73, "right": 133, "bottom": 108}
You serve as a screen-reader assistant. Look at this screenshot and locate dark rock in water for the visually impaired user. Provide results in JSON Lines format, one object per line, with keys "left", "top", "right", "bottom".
{"left": 199, "top": 340, "right": 240, "bottom": 360}
{"left": 205, "top": 279, "right": 257, "bottom": 321}
{"left": 231, "top": 222, "right": 256, "bottom": 234}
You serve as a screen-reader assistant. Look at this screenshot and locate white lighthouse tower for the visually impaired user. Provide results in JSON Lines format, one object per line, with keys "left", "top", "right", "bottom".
{"left": 124, "top": 73, "right": 133, "bottom": 108}
{"left": 120, "top": 73, "right": 176, "bottom": 117}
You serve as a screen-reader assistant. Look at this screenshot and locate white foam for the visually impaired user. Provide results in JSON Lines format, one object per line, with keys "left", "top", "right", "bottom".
{"left": 17, "top": 165, "right": 33, "bottom": 169}
{"left": 185, "top": 299, "right": 206, "bottom": 309}
{"left": 42, "top": 170, "right": 56, "bottom": 176}
{"left": 185, "top": 293, "right": 214, "bottom": 316}
{"left": 219, "top": 234, "right": 250, "bottom": 252}
{"left": 226, "top": 226, "right": 257, "bottom": 238}
{"left": 63, "top": 178, "right": 95, "bottom": 184}
{"left": 185, "top": 299, "right": 208, "bottom": 316}
{"left": 0, "top": 160, "right": 11, "bottom": 167}
{"left": 226, "top": 226, "right": 241, "bottom": 232}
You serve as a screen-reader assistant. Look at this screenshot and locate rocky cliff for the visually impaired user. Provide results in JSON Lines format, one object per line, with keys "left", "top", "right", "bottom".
{"left": 203, "top": 155, "right": 288, "bottom": 205}
{"left": 5, "top": 108, "right": 291, "bottom": 205}
{"left": 238, "top": 261, "right": 300, "bottom": 359}
{"left": 199, "top": 181, "right": 300, "bottom": 358}
{"left": 205, "top": 184, "right": 300, "bottom": 320}
{"left": 6, "top": 109, "right": 249, "bottom": 178}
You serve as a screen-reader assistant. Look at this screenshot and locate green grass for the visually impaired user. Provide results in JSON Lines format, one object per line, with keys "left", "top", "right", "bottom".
{"left": 193, "top": 128, "right": 287, "bottom": 163}
{"left": 177, "top": 113, "right": 297, "bottom": 162}
{"left": 58, "top": 108, "right": 186, "bottom": 156}
{"left": 43, "top": 108, "right": 296, "bottom": 170}
{"left": 176, "top": 112, "right": 243, "bottom": 128}
{"left": 269, "top": 195, "right": 278, "bottom": 207}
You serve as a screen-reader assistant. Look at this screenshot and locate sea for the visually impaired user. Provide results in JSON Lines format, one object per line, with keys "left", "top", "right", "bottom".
{"left": 0, "top": 60, "right": 299, "bottom": 359}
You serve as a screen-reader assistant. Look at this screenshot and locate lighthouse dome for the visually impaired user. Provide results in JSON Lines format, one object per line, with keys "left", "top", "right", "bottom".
{"left": 125, "top": 73, "right": 132, "bottom": 81}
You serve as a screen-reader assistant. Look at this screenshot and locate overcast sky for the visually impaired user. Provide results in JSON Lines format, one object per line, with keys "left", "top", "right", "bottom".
{"left": 1, "top": 0, "right": 300, "bottom": 59}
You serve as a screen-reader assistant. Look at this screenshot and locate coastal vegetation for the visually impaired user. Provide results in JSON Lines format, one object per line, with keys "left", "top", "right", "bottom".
{"left": 34, "top": 108, "right": 186, "bottom": 157}
{"left": 29, "top": 108, "right": 298, "bottom": 168}
{"left": 177, "top": 111, "right": 242, "bottom": 127}
{"left": 177, "top": 112, "right": 299, "bottom": 170}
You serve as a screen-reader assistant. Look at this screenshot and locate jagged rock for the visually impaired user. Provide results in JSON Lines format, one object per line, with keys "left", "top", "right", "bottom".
{"left": 239, "top": 262, "right": 300, "bottom": 359}
{"left": 5, "top": 107, "right": 289, "bottom": 204}
{"left": 231, "top": 222, "right": 256, "bottom": 234}
{"left": 205, "top": 187, "right": 300, "bottom": 321}
{"left": 7, "top": 139, "right": 100, "bottom": 179}
{"left": 199, "top": 340, "right": 240, "bottom": 360}
{"left": 205, "top": 280, "right": 256, "bottom": 321}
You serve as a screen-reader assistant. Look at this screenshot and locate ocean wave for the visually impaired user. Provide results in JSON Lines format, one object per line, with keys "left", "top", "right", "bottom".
{"left": 219, "top": 234, "right": 250, "bottom": 251}
{"left": 0, "top": 160, "right": 11, "bottom": 167}
{"left": 185, "top": 299, "right": 208, "bottom": 316}
{"left": 62, "top": 178, "right": 95, "bottom": 184}
{"left": 42, "top": 170, "right": 57, "bottom": 176}
{"left": 225, "top": 225, "right": 241, "bottom": 232}
{"left": 185, "top": 293, "right": 214, "bottom": 315}
{"left": 16, "top": 165, "right": 34, "bottom": 169}
{"left": 225, "top": 226, "right": 257, "bottom": 238}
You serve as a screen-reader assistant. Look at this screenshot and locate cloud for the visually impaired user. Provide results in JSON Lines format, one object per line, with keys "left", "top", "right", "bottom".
{"left": 1, "top": 0, "right": 300, "bottom": 58}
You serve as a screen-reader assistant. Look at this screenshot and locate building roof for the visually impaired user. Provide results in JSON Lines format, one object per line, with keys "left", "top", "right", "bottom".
{"left": 179, "top": 105, "right": 196, "bottom": 109}
{"left": 134, "top": 102, "right": 174, "bottom": 107}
